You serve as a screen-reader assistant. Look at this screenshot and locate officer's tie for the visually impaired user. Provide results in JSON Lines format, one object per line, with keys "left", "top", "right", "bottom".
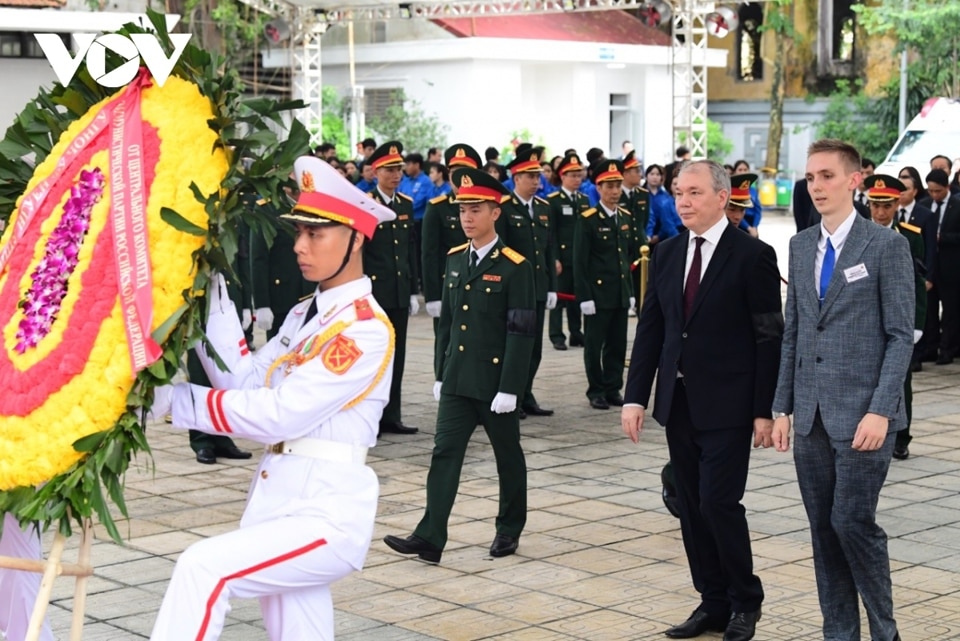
{"left": 468, "top": 250, "right": 479, "bottom": 276}
{"left": 683, "top": 237, "right": 705, "bottom": 319}
{"left": 899, "top": 208, "right": 907, "bottom": 224}
{"left": 819, "top": 238, "right": 835, "bottom": 308}
{"left": 934, "top": 201, "right": 943, "bottom": 224}
{"left": 302, "top": 297, "right": 318, "bottom": 326}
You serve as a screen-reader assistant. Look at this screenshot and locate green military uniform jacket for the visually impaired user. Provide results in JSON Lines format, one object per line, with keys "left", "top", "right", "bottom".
{"left": 573, "top": 204, "right": 634, "bottom": 309}
{"left": 548, "top": 189, "right": 591, "bottom": 295}
{"left": 495, "top": 193, "right": 557, "bottom": 302}
{"left": 421, "top": 193, "right": 466, "bottom": 304}
{"left": 895, "top": 221, "right": 927, "bottom": 331}
{"left": 619, "top": 186, "right": 650, "bottom": 252}
{"left": 436, "top": 239, "right": 537, "bottom": 401}
{"left": 250, "top": 201, "right": 313, "bottom": 330}
{"left": 365, "top": 189, "right": 418, "bottom": 310}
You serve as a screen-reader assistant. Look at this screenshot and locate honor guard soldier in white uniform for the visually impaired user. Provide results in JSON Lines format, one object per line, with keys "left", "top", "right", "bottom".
{"left": 148, "top": 156, "right": 396, "bottom": 641}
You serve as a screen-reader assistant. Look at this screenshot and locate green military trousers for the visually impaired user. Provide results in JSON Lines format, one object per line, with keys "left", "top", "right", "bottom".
{"left": 583, "top": 307, "right": 628, "bottom": 401}
{"left": 413, "top": 394, "right": 527, "bottom": 549}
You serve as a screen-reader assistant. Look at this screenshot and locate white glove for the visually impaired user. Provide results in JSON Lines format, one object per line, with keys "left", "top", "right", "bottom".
{"left": 490, "top": 392, "right": 517, "bottom": 414}
{"left": 580, "top": 300, "right": 597, "bottom": 316}
{"left": 409, "top": 295, "right": 420, "bottom": 316}
{"left": 433, "top": 381, "right": 443, "bottom": 401}
{"left": 207, "top": 272, "right": 230, "bottom": 319}
{"left": 241, "top": 308, "right": 252, "bottom": 330}
{"left": 147, "top": 385, "right": 175, "bottom": 422}
{"left": 426, "top": 300, "right": 442, "bottom": 318}
{"left": 255, "top": 307, "right": 274, "bottom": 331}
{"left": 914, "top": 329, "right": 923, "bottom": 344}
{"left": 546, "top": 292, "right": 557, "bottom": 310}
{"left": 629, "top": 297, "right": 636, "bottom": 311}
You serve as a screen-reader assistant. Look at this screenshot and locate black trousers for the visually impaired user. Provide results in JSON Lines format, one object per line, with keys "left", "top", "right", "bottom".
{"left": 383, "top": 307, "right": 408, "bottom": 424}
{"left": 940, "top": 279, "right": 960, "bottom": 357}
{"left": 665, "top": 381, "right": 764, "bottom": 615}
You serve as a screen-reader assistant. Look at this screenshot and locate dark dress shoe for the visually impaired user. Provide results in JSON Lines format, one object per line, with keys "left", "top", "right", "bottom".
{"left": 383, "top": 534, "right": 442, "bottom": 563}
{"left": 195, "top": 448, "right": 217, "bottom": 465}
{"left": 379, "top": 421, "right": 419, "bottom": 435}
{"left": 911, "top": 359, "right": 922, "bottom": 372}
{"left": 489, "top": 534, "right": 519, "bottom": 557}
{"left": 569, "top": 335, "right": 585, "bottom": 347}
{"left": 606, "top": 394, "right": 625, "bottom": 406}
{"left": 920, "top": 351, "right": 938, "bottom": 363}
{"left": 522, "top": 403, "right": 554, "bottom": 416}
{"left": 936, "top": 353, "right": 954, "bottom": 365}
{"left": 552, "top": 342, "right": 568, "bottom": 351}
{"left": 215, "top": 445, "right": 252, "bottom": 460}
{"left": 723, "top": 609, "right": 760, "bottom": 641}
{"left": 665, "top": 608, "right": 728, "bottom": 638}
{"left": 893, "top": 444, "right": 909, "bottom": 460}
{"left": 589, "top": 397, "right": 610, "bottom": 410}
{"left": 518, "top": 408, "right": 527, "bottom": 419}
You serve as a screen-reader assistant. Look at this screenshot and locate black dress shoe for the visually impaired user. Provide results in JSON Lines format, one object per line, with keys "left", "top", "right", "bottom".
{"left": 489, "top": 534, "right": 519, "bottom": 557}
{"left": 665, "top": 608, "right": 728, "bottom": 638}
{"left": 911, "top": 359, "right": 922, "bottom": 372}
{"left": 383, "top": 534, "right": 442, "bottom": 563}
{"left": 936, "top": 353, "right": 954, "bottom": 365}
{"left": 518, "top": 408, "right": 527, "bottom": 419}
{"left": 552, "top": 342, "right": 568, "bottom": 351}
{"left": 522, "top": 403, "right": 554, "bottom": 416}
{"left": 379, "top": 421, "right": 419, "bottom": 435}
{"left": 606, "top": 394, "right": 625, "bottom": 406}
{"left": 569, "top": 336, "right": 585, "bottom": 347}
{"left": 921, "top": 352, "right": 938, "bottom": 363}
{"left": 893, "top": 444, "right": 909, "bottom": 460}
{"left": 215, "top": 445, "right": 252, "bottom": 460}
{"left": 195, "top": 447, "right": 217, "bottom": 465}
{"left": 589, "top": 397, "right": 610, "bottom": 410}
{"left": 723, "top": 609, "right": 760, "bottom": 641}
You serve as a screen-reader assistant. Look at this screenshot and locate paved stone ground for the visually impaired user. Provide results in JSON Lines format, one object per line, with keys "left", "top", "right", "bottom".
{"left": 35, "top": 214, "right": 960, "bottom": 640}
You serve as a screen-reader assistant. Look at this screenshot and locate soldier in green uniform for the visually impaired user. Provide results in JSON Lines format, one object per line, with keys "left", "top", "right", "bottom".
{"left": 865, "top": 174, "right": 927, "bottom": 460}
{"left": 574, "top": 159, "right": 635, "bottom": 410}
{"left": 250, "top": 197, "right": 314, "bottom": 340}
{"left": 620, "top": 150, "right": 649, "bottom": 308}
{"left": 547, "top": 152, "right": 591, "bottom": 350}
{"left": 383, "top": 167, "right": 536, "bottom": 563}
{"left": 421, "top": 144, "right": 482, "bottom": 329}
{"left": 365, "top": 141, "right": 420, "bottom": 435}
{"left": 496, "top": 146, "right": 557, "bottom": 417}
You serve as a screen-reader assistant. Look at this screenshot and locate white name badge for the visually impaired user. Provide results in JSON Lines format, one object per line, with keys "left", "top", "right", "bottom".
{"left": 843, "top": 263, "right": 869, "bottom": 283}
{"left": 562, "top": 206, "right": 573, "bottom": 216}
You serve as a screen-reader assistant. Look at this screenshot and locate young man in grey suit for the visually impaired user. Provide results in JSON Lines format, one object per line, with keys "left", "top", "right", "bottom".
{"left": 772, "top": 139, "right": 914, "bottom": 641}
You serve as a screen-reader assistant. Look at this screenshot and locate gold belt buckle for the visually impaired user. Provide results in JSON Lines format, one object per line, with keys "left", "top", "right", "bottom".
{"left": 268, "top": 442, "right": 285, "bottom": 454}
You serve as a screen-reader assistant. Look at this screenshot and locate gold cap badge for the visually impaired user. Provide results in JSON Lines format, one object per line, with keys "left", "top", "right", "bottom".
{"left": 389, "top": 145, "right": 398, "bottom": 155}
{"left": 461, "top": 175, "right": 474, "bottom": 188}
{"left": 301, "top": 171, "right": 316, "bottom": 192}
{"left": 455, "top": 148, "right": 465, "bottom": 158}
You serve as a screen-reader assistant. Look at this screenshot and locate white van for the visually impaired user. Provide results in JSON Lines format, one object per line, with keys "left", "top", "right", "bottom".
{"left": 876, "top": 97, "right": 960, "bottom": 183}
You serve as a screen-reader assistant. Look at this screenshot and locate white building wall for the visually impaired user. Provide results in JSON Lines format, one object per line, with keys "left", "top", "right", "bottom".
{"left": 1, "top": 59, "right": 58, "bottom": 135}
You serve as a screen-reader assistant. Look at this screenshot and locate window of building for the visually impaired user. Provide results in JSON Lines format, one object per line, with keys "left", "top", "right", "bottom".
{"left": 819, "top": 0, "right": 858, "bottom": 75}
{"left": 0, "top": 32, "right": 68, "bottom": 59}
{"left": 365, "top": 88, "right": 402, "bottom": 121}
{"left": 736, "top": 3, "right": 764, "bottom": 81}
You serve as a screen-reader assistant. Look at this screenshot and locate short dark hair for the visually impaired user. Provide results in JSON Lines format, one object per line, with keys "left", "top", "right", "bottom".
{"left": 927, "top": 168, "right": 950, "bottom": 187}
{"left": 861, "top": 157, "right": 876, "bottom": 170}
{"left": 485, "top": 146, "right": 500, "bottom": 161}
{"left": 427, "top": 147, "right": 439, "bottom": 157}
{"left": 931, "top": 154, "right": 952, "bottom": 167}
{"left": 676, "top": 146, "right": 690, "bottom": 157}
{"left": 404, "top": 153, "right": 424, "bottom": 166}
{"left": 315, "top": 142, "right": 335, "bottom": 155}
{"left": 807, "top": 139, "right": 861, "bottom": 174}
{"left": 361, "top": 137, "right": 377, "bottom": 149}
{"left": 586, "top": 147, "right": 605, "bottom": 164}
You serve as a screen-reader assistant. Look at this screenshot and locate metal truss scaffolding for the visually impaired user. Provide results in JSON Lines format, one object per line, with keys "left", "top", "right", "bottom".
{"left": 671, "top": 0, "right": 711, "bottom": 159}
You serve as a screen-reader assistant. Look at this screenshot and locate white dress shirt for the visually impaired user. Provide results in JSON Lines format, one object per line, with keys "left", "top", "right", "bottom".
{"left": 469, "top": 235, "right": 499, "bottom": 263}
{"left": 815, "top": 210, "right": 857, "bottom": 294}
{"left": 683, "top": 215, "right": 728, "bottom": 287}
{"left": 376, "top": 187, "right": 393, "bottom": 206}
{"left": 898, "top": 200, "right": 916, "bottom": 223}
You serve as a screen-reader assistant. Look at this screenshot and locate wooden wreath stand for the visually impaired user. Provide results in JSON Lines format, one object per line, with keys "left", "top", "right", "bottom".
{"left": 0, "top": 517, "right": 94, "bottom": 641}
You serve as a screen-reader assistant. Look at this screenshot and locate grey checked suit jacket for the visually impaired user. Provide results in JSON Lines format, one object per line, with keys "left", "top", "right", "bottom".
{"left": 772, "top": 213, "right": 914, "bottom": 439}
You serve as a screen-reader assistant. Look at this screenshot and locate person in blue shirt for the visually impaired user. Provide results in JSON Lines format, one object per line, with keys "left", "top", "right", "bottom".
{"left": 355, "top": 162, "right": 377, "bottom": 193}
{"left": 427, "top": 162, "right": 452, "bottom": 199}
{"left": 399, "top": 153, "right": 434, "bottom": 221}
{"left": 644, "top": 164, "right": 682, "bottom": 242}
{"left": 733, "top": 159, "right": 762, "bottom": 236}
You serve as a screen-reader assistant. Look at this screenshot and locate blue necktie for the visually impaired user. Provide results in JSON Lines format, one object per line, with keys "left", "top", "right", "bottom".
{"left": 819, "top": 238, "right": 835, "bottom": 306}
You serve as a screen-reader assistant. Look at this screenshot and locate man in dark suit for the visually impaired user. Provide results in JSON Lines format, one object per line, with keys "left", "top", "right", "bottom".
{"left": 772, "top": 139, "right": 912, "bottom": 641}
{"left": 621, "top": 160, "right": 783, "bottom": 641}
{"left": 792, "top": 177, "right": 818, "bottom": 231}
{"left": 896, "top": 175, "right": 938, "bottom": 367}
{"left": 920, "top": 169, "right": 960, "bottom": 365}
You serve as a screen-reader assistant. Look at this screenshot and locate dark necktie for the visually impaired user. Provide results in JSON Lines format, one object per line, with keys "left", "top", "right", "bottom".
{"left": 820, "top": 238, "right": 835, "bottom": 306}
{"left": 302, "top": 298, "right": 318, "bottom": 326}
{"left": 935, "top": 201, "right": 943, "bottom": 220}
{"left": 899, "top": 208, "right": 907, "bottom": 224}
{"left": 468, "top": 250, "right": 478, "bottom": 275}
{"left": 857, "top": 192, "right": 866, "bottom": 206}
{"left": 683, "top": 237, "right": 705, "bottom": 319}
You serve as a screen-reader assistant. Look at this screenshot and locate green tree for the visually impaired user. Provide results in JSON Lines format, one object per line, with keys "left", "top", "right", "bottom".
{"left": 679, "top": 119, "right": 733, "bottom": 164}
{"left": 318, "top": 86, "right": 351, "bottom": 159}
{"left": 812, "top": 80, "right": 897, "bottom": 162}
{"left": 367, "top": 90, "right": 449, "bottom": 155}
{"left": 761, "top": 0, "right": 797, "bottom": 172}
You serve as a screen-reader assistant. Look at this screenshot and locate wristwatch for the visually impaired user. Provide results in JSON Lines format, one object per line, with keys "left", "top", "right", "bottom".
{"left": 773, "top": 412, "right": 788, "bottom": 419}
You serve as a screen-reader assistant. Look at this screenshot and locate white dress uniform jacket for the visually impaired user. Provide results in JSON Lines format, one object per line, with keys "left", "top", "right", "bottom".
{"left": 150, "top": 275, "right": 393, "bottom": 641}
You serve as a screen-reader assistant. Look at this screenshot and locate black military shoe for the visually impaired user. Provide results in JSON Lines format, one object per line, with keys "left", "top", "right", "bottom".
{"left": 569, "top": 335, "right": 585, "bottom": 347}
{"left": 553, "top": 341, "right": 568, "bottom": 351}
{"left": 489, "top": 534, "right": 519, "bottom": 557}
{"left": 893, "top": 444, "right": 909, "bottom": 460}
{"left": 522, "top": 403, "right": 554, "bottom": 416}
{"left": 665, "top": 608, "right": 728, "bottom": 638}
{"left": 606, "top": 394, "right": 625, "bottom": 407}
{"left": 215, "top": 445, "right": 252, "bottom": 460}
{"left": 379, "top": 421, "right": 419, "bottom": 435}
{"left": 723, "top": 609, "right": 760, "bottom": 641}
{"left": 383, "top": 534, "right": 442, "bottom": 563}
{"left": 195, "top": 448, "right": 217, "bottom": 465}
{"left": 590, "top": 397, "right": 610, "bottom": 410}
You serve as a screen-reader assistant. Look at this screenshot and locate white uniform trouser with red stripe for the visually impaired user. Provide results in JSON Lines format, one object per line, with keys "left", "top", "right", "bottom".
{"left": 150, "top": 515, "right": 354, "bottom": 641}
{"left": 0, "top": 514, "right": 54, "bottom": 641}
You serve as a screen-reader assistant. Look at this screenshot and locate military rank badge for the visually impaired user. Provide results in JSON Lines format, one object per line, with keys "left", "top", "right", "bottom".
{"left": 482, "top": 274, "right": 502, "bottom": 282}
{"left": 323, "top": 334, "right": 364, "bottom": 375}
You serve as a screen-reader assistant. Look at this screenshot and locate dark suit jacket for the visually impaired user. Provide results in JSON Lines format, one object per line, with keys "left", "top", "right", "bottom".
{"left": 902, "top": 202, "right": 937, "bottom": 282}
{"left": 929, "top": 194, "right": 960, "bottom": 285}
{"left": 624, "top": 223, "right": 784, "bottom": 429}
{"left": 793, "top": 179, "right": 818, "bottom": 231}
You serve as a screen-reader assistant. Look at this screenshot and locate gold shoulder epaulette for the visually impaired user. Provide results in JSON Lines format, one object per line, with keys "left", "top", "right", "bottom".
{"left": 534, "top": 196, "right": 549, "bottom": 205}
{"left": 367, "top": 192, "right": 376, "bottom": 198}
{"left": 256, "top": 198, "right": 269, "bottom": 206}
{"left": 582, "top": 208, "right": 597, "bottom": 218}
{"left": 500, "top": 194, "right": 512, "bottom": 204}
{"left": 429, "top": 194, "right": 448, "bottom": 205}
{"left": 900, "top": 222, "right": 921, "bottom": 234}
{"left": 502, "top": 247, "right": 525, "bottom": 264}
{"left": 637, "top": 187, "right": 649, "bottom": 193}
{"left": 547, "top": 191, "right": 561, "bottom": 198}
{"left": 448, "top": 242, "right": 470, "bottom": 255}
{"left": 396, "top": 192, "right": 413, "bottom": 202}
{"left": 618, "top": 206, "right": 632, "bottom": 216}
